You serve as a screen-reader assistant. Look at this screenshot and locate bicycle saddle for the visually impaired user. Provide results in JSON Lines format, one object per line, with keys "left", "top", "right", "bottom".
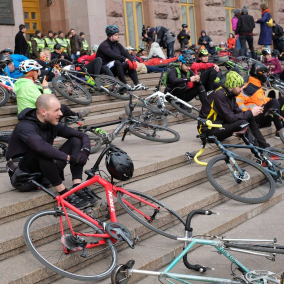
{"left": 233, "top": 126, "right": 249, "bottom": 137}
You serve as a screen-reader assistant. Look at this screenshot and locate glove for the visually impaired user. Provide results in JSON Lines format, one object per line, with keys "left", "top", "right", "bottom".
{"left": 127, "top": 60, "right": 137, "bottom": 70}
{"left": 187, "top": 82, "right": 194, "bottom": 89}
{"left": 69, "top": 149, "right": 89, "bottom": 166}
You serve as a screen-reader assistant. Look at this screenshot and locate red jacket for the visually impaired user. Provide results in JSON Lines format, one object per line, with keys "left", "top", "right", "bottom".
{"left": 144, "top": 57, "right": 178, "bottom": 66}
{"left": 78, "top": 53, "right": 96, "bottom": 64}
{"left": 263, "top": 58, "right": 282, "bottom": 74}
{"left": 227, "top": 38, "right": 236, "bottom": 49}
{"left": 190, "top": 61, "right": 215, "bottom": 74}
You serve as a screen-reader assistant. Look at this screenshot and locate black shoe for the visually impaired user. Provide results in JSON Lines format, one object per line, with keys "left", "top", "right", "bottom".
{"left": 76, "top": 187, "right": 98, "bottom": 206}
{"left": 66, "top": 193, "right": 90, "bottom": 209}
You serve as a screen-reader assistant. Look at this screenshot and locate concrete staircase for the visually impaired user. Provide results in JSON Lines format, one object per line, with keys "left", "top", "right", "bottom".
{"left": 0, "top": 72, "right": 283, "bottom": 283}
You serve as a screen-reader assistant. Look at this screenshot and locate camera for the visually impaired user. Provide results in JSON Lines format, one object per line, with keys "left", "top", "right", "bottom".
{"left": 141, "top": 25, "right": 149, "bottom": 43}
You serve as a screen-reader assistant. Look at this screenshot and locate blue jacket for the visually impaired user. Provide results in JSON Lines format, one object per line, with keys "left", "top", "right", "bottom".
{"left": 256, "top": 12, "right": 272, "bottom": 45}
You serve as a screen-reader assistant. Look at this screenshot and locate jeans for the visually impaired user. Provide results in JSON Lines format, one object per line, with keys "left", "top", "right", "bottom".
{"left": 167, "top": 41, "right": 175, "bottom": 58}
{"left": 71, "top": 53, "right": 80, "bottom": 60}
{"left": 239, "top": 34, "right": 255, "bottom": 59}
{"left": 146, "top": 66, "right": 167, "bottom": 73}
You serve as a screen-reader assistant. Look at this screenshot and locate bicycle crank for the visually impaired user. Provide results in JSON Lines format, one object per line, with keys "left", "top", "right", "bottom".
{"left": 106, "top": 222, "right": 134, "bottom": 248}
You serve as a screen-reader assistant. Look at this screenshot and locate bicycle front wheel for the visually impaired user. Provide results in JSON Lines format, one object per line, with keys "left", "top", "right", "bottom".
{"left": 129, "top": 123, "right": 180, "bottom": 143}
{"left": 117, "top": 190, "right": 185, "bottom": 240}
{"left": 0, "top": 85, "right": 9, "bottom": 107}
{"left": 24, "top": 210, "right": 117, "bottom": 281}
{"left": 224, "top": 242, "right": 284, "bottom": 254}
{"left": 52, "top": 75, "right": 92, "bottom": 105}
{"left": 206, "top": 155, "right": 275, "bottom": 204}
{"left": 170, "top": 99, "right": 200, "bottom": 120}
{"left": 125, "top": 102, "right": 168, "bottom": 127}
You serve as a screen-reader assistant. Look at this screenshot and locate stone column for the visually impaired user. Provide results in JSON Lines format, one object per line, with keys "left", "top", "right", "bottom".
{"left": 143, "top": 0, "right": 155, "bottom": 27}
{"left": 195, "top": 0, "right": 206, "bottom": 40}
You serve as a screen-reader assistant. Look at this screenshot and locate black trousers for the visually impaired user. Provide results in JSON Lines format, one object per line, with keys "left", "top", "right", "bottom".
{"left": 19, "top": 137, "right": 83, "bottom": 187}
{"left": 239, "top": 34, "right": 255, "bottom": 59}
{"left": 61, "top": 104, "right": 77, "bottom": 117}
{"left": 110, "top": 60, "right": 139, "bottom": 85}
{"left": 171, "top": 84, "right": 206, "bottom": 103}
{"left": 200, "top": 67, "right": 221, "bottom": 92}
{"left": 206, "top": 118, "right": 270, "bottom": 148}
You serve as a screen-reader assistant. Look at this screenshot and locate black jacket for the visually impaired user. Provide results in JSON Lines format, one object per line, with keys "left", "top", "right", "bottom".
{"left": 198, "top": 86, "right": 253, "bottom": 133}
{"left": 14, "top": 31, "right": 28, "bottom": 56}
{"left": 177, "top": 30, "right": 190, "bottom": 45}
{"left": 6, "top": 108, "right": 90, "bottom": 161}
{"left": 51, "top": 51, "right": 72, "bottom": 62}
{"left": 272, "top": 24, "right": 283, "bottom": 41}
{"left": 235, "top": 14, "right": 255, "bottom": 35}
{"left": 277, "top": 37, "right": 284, "bottom": 53}
{"left": 96, "top": 38, "right": 132, "bottom": 65}
{"left": 198, "top": 31, "right": 212, "bottom": 49}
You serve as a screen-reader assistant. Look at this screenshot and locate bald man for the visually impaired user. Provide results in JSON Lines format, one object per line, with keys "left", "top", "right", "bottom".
{"left": 6, "top": 94, "right": 97, "bottom": 208}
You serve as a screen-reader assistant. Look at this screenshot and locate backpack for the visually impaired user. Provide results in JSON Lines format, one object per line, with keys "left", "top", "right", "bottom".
{"left": 163, "top": 65, "right": 190, "bottom": 87}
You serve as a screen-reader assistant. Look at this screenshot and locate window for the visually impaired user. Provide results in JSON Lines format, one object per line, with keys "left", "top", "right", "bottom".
{"left": 225, "top": 0, "right": 235, "bottom": 40}
{"left": 123, "top": 0, "right": 144, "bottom": 49}
{"left": 180, "top": 0, "right": 196, "bottom": 45}
{"left": 22, "top": 0, "right": 41, "bottom": 36}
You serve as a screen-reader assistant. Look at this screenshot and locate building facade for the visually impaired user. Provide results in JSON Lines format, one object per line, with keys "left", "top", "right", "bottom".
{"left": 0, "top": 0, "right": 284, "bottom": 52}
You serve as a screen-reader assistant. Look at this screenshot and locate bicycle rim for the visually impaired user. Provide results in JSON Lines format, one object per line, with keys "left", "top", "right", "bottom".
{"left": 117, "top": 190, "right": 185, "bottom": 240}
{"left": 24, "top": 210, "right": 117, "bottom": 281}
{"left": 52, "top": 76, "right": 92, "bottom": 105}
{"left": 125, "top": 103, "right": 168, "bottom": 127}
{"left": 0, "top": 85, "right": 9, "bottom": 107}
{"left": 129, "top": 123, "right": 179, "bottom": 143}
{"left": 206, "top": 155, "right": 275, "bottom": 204}
{"left": 170, "top": 99, "right": 199, "bottom": 119}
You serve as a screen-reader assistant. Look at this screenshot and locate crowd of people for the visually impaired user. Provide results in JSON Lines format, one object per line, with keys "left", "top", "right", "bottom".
{"left": 1, "top": 2, "right": 284, "bottom": 209}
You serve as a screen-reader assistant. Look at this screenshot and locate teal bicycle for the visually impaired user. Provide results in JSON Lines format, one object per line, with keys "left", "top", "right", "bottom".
{"left": 111, "top": 209, "right": 284, "bottom": 284}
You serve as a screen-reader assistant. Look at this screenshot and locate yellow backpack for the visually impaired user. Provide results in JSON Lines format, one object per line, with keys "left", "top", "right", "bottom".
{"left": 267, "top": 17, "right": 273, "bottom": 28}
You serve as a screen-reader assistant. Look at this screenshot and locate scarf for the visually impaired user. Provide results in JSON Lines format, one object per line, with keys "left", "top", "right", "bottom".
{"left": 261, "top": 8, "right": 270, "bottom": 16}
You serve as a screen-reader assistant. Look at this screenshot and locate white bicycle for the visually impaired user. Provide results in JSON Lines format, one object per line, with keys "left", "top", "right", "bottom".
{"left": 0, "top": 70, "right": 18, "bottom": 106}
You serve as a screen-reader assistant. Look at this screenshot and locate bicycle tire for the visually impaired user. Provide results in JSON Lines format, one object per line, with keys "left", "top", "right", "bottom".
{"left": 224, "top": 242, "right": 284, "bottom": 254}
{"left": 52, "top": 75, "right": 92, "bottom": 105}
{"left": 0, "top": 142, "right": 7, "bottom": 173}
{"left": 170, "top": 99, "right": 199, "bottom": 120}
{"left": 279, "top": 129, "right": 284, "bottom": 145}
{"left": 88, "top": 134, "right": 102, "bottom": 154}
{"left": 0, "top": 85, "right": 9, "bottom": 107}
{"left": 206, "top": 155, "right": 275, "bottom": 204}
{"left": 129, "top": 123, "right": 180, "bottom": 143}
{"left": 117, "top": 190, "right": 185, "bottom": 240}
{"left": 125, "top": 102, "right": 168, "bottom": 127}
{"left": 24, "top": 210, "right": 117, "bottom": 281}
{"left": 97, "top": 75, "right": 131, "bottom": 100}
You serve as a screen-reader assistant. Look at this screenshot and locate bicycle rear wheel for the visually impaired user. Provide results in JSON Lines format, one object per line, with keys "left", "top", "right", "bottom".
{"left": 117, "top": 190, "right": 185, "bottom": 240}
{"left": 24, "top": 210, "right": 117, "bottom": 281}
{"left": 97, "top": 75, "right": 131, "bottom": 100}
{"left": 125, "top": 102, "right": 168, "bottom": 127}
{"left": 0, "top": 85, "right": 9, "bottom": 107}
{"left": 224, "top": 242, "right": 284, "bottom": 254}
{"left": 206, "top": 155, "right": 275, "bottom": 204}
{"left": 52, "top": 75, "right": 92, "bottom": 105}
{"left": 170, "top": 99, "right": 200, "bottom": 120}
{"left": 129, "top": 123, "right": 179, "bottom": 143}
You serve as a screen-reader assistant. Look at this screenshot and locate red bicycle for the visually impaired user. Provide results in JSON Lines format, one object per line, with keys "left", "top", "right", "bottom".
{"left": 23, "top": 144, "right": 185, "bottom": 281}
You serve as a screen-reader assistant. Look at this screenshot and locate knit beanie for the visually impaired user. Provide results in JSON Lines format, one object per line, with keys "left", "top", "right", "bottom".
{"left": 242, "top": 6, "right": 248, "bottom": 13}
{"left": 233, "top": 8, "right": 241, "bottom": 15}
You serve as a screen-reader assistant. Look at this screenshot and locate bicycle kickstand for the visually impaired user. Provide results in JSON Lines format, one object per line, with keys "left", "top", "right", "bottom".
{"left": 185, "top": 152, "right": 195, "bottom": 164}
{"left": 122, "top": 127, "right": 129, "bottom": 141}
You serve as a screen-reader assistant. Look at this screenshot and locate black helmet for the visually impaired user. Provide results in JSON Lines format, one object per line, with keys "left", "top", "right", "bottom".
{"left": 262, "top": 48, "right": 271, "bottom": 56}
{"left": 182, "top": 24, "right": 188, "bottom": 28}
{"left": 0, "top": 54, "right": 12, "bottom": 69}
{"left": 54, "top": 44, "right": 61, "bottom": 50}
{"left": 272, "top": 49, "right": 280, "bottom": 57}
{"left": 0, "top": 48, "right": 13, "bottom": 54}
{"left": 106, "top": 148, "right": 134, "bottom": 181}
{"left": 106, "top": 25, "right": 119, "bottom": 37}
{"left": 250, "top": 62, "right": 268, "bottom": 83}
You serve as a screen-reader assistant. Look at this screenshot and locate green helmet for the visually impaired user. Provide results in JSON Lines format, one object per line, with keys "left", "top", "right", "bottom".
{"left": 198, "top": 49, "right": 209, "bottom": 57}
{"left": 224, "top": 71, "right": 244, "bottom": 89}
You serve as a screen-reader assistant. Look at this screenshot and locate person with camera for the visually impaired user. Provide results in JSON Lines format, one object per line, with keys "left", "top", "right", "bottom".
{"left": 177, "top": 24, "right": 191, "bottom": 50}
{"left": 141, "top": 26, "right": 154, "bottom": 49}
{"left": 6, "top": 93, "right": 97, "bottom": 208}
{"left": 152, "top": 26, "right": 176, "bottom": 58}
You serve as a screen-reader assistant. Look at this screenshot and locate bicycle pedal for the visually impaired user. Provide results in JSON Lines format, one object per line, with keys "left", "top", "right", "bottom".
{"left": 133, "top": 236, "right": 140, "bottom": 244}
{"left": 185, "top": 152, "right": 194, "bottom": 164}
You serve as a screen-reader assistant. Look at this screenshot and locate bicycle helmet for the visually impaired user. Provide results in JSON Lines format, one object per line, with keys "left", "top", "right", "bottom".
{"left": 250, "top": 62, "right": 268, "bottom": 83}
{"left": 183, "top": 49, "right": 196, "bottom": 56}
{"left": 105, "top": 147, "right": 134, "bottom": 181}
{"left": 262, "top": 48, "right": 271, "bottom": 56}
{"left": 54, "top": 44, "right": 61, "bottom": 50}
{"left": 178, "top": 53, "right": 194, "bottom": 64}
{"left": 106, "top": 25, "right": 119, "bottom": 37}
{"left": 271, "top": 49, "right": 280, "bottom": 57}
{"left": 92, "top": 44, "right": 99, "bottom": 53}
{"left": 224, "top": 71, "right": 244, "bottom": 89}
{"left": 219, "top": 42, "right": 226, "bottom": 47}
{"left": 0, "top": 48, "right": 13, "bottom": 54}
{"left": 0, "top": 54, "right": 12, "bottom": 69}
{"left": 198, "top": 49, "right": 209, "bottom": 57}
{"left": 182, "top": 24, "right": 188, "bottom": 28}
{"left": 19, "top": 59, "right": 42, "bottom": 73}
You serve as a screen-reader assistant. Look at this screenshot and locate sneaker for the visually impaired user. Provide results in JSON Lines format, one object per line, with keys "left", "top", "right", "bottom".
{"left": 76, "top": 187, "right": 98, "bottom": 206}
{"left": 275, "top": 131, "right": 280, "bottom": 139}
{"left": 77, "top": 109, "right": 91, "bottom": 119}
{"left": 66, "top": 194, "right": 90, "bottom": 209}
{"left": 132, "top": 83, "right": 149, "bottom": 91}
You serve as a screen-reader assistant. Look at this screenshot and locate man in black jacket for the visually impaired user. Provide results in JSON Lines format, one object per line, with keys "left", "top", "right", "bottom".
{"left": 198, "top": 71, "right": 269, "bottom": 148}
{"left": 235, "top": 6, "right": 256, "bottom": 59}
{"left": 96, "top": 25, "right": 148, "bottom": 91}
{"left": 153, "top": 26, "right": 176, "bottom": 58}
{"left": 14, "top": 24, "right": 29, "bottom": 56}
{"left": 178, "top": 24, "right": 191, "bottom": 50}
{"left": 272, "top": 20, "right": 284, "bottom": 51}
{"left": 198, "top": 31, "right": 212, "bottom": 50}
{"left": 6, "top": 94, "right": 97, "bottom": 208}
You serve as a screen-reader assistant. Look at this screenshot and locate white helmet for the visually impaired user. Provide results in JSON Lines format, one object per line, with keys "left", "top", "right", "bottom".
{"left": 19, "top": 59, "right": 42, "bottom": 73}
{"left": 92, "top": 45, "right": 99, "bottom": 52}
